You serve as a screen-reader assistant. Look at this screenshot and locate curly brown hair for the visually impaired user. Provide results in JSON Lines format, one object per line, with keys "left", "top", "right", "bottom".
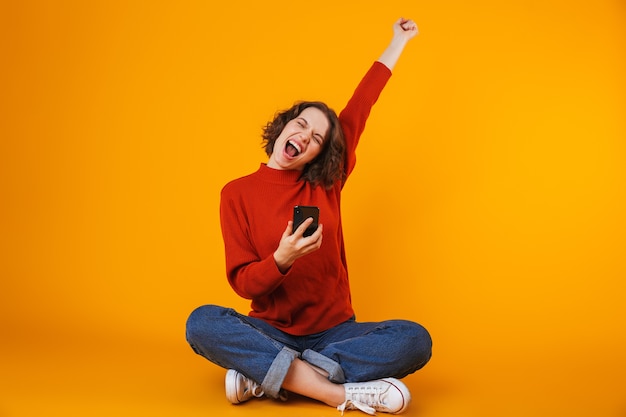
{"left": 262, "top": 101, "right": 345, "bottom": 189}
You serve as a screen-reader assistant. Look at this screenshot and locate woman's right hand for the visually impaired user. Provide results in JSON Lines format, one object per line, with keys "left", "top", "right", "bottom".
{"left": 273, "top": 219, "right": 323, "bottom": 274}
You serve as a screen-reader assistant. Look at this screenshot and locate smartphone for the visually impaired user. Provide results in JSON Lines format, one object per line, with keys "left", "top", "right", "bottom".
{"left": 293, "top": 206, "right": 319, "bottom": 237}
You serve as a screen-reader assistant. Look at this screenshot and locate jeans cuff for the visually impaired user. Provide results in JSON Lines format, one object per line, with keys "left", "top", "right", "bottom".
{"left": 302, "top": 349, "right": 345, "bottom": 383}
{"left": 261, "top": 346, "right": 299, "bottom": 398}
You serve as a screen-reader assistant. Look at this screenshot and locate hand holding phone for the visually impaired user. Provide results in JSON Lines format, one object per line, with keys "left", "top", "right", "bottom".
{"left": 293, "top": 206, "right": 319, "bottom": 237}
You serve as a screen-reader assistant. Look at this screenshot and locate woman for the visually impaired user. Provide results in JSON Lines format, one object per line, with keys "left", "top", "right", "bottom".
{"left": 186, "top": 17, "right": 432, "bottom": 415}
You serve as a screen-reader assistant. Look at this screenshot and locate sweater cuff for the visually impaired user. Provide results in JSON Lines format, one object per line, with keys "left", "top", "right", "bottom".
{"left": 233, "top": 255, "right": 288, "bottom": 299}
{"left": 373, "top": 60, "right": 393, "bottom": 78}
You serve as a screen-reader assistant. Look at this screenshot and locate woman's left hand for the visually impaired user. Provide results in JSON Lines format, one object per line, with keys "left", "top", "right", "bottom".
{"left": 394, "top": 17, "right": 419, "bottom": 41}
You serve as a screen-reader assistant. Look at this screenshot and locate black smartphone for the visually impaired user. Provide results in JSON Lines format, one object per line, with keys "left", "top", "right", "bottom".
{"left": 293, "top": 206, "right": 319, "bottom": 237}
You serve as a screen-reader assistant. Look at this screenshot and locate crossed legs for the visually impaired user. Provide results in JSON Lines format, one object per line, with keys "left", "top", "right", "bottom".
{"left": 186, "top": 305, "right": 432, "bottom": 409}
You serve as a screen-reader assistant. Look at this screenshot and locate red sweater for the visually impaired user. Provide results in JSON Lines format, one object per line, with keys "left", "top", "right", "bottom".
{"left": 219, "top": 61, "right": 392, "bottom": 335}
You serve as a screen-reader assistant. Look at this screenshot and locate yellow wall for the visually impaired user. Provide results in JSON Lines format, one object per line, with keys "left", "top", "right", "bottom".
{"left": 2, "top": 1, "right": 625, "bottom": 416}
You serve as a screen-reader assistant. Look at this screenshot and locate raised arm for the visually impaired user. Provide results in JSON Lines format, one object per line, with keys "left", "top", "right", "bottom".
{"left": 377, "top": 18, "right": 419, "bottom": 71}
{"left": 339, "top": 18, "right": 419, "bottom": 179}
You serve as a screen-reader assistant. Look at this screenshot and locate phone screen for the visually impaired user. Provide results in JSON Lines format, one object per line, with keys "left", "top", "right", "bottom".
{"left": 293, "top": 206, "right": 319, "bottom": 237}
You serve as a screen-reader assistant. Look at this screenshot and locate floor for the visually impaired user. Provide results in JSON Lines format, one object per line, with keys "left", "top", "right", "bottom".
{"left": 2, "top": 324, "right": 625, "bottom": 417}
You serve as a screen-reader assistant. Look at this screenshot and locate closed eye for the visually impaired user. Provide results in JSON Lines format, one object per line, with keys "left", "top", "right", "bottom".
{"left": 297, "top": 117, "right": 324, "bottom": 145}
{"left": 296, "top": 118, "right": 308, "bottom": 128}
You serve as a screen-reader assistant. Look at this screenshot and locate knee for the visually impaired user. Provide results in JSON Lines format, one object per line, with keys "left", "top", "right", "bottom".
{"left": 395, "top": 320, "right": 433, "bottom": 370}
{"left": 411, "top": 321, "right": 432, "bottom": 369}
{"left": 185, "top": 304, "right": 227, "bottom": 344}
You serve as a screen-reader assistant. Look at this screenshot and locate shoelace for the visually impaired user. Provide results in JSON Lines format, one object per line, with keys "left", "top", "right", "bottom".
{"left": 250, "top": 385, "right": 264, "bottom": 398}
{"left": 337, "top": 399, "right": 376, "bottom": 415}
{"left": 338, "top": 384, "right": 391, "bottom": 416}
{"left": 246, "top": 380, "right": 289, "bottom": 402}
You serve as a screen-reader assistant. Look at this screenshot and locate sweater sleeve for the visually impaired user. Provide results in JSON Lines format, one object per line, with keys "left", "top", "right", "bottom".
{"left": 219, "top": 187, "right": 287, "bottom": 299}
{"left": 339, "top": 61, "right": 392, "bottom": 180}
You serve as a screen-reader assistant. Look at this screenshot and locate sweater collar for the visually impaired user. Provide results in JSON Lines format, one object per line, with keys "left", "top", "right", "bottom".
{"left": 256, "top": 163, "right": 303, "bottom": 185}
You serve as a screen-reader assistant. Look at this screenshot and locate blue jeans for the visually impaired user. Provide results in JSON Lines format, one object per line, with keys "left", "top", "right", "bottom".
{"left": 185, "top": 305, "right": 432, "bottom": 399}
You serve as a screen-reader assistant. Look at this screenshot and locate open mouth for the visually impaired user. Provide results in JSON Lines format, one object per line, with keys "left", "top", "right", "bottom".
{"left": 285, "top": 140, "right": 302, "bottom": 157}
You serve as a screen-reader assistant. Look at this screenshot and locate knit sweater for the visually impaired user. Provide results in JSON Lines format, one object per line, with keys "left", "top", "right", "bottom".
{"left": 219, "top": 61, "right": 392, "bottom": 335}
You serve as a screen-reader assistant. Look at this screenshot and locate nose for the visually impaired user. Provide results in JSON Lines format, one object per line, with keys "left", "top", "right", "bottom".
{"left": 299, "top": 130, "right": 312, "bottom": 143}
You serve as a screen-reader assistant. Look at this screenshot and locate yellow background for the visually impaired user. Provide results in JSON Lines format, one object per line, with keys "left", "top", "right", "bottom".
{"left": 1, "top": 1, "right": 625, "bottom": 416}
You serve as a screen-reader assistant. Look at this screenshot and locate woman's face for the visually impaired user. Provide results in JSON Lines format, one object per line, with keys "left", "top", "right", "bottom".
{"left": 267, "top": 107, "right": 330, "bottom": 171}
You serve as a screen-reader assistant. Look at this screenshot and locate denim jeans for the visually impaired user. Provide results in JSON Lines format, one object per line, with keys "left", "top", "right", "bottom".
{"left": 185, "top": 305, "right": 432, "bottom": 399}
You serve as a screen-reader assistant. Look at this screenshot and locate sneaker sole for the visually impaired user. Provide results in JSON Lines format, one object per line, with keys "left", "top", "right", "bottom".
{"left": 225, "top": 369, "right": 242, "bottom": 404}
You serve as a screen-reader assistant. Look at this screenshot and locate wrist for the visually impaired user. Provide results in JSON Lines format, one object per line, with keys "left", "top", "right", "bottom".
{"left": 389, "top": 36, "right": 409, "bottom": 50}
{"left": 273, "top": 250, "right": 293, "bottom": 274}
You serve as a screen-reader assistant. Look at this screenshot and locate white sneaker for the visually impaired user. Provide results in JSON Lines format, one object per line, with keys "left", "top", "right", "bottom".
{"left": 225, "top": 369, "right": 264, "bottom": 404}
{"left": 337, "top": 378, "right": 411, "bottom": 415}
